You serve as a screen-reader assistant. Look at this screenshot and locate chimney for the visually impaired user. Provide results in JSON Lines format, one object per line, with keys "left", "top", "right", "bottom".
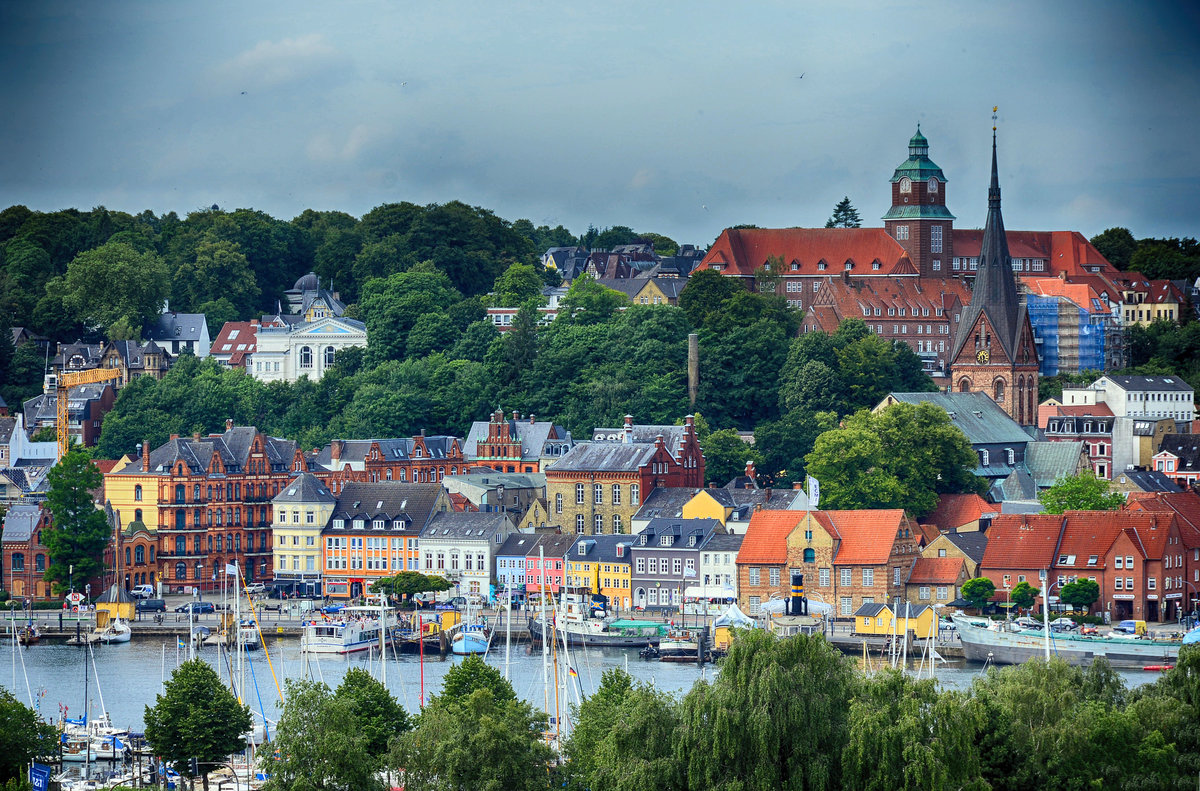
{"left": 744, "top": 459, "right": 756, "bottom": 481}
{"left": 793, "top": 481, "right": 804, "bottom": 490}
{"left": 169, "top": 434, "right": 179, "bottom": 441}
{"left": 225, "top": 418, "right": 233, "bottom": 431}
{"left": 331, "top": 440, "right": 343, "bottom": 463}
{"left": 655, "top": 434, "right": 664, "bottom": 449}
{"left": 193, "top": 432, "right": 200, "bottom": 441}
{"left": 513, "top": 409, "right": 520, "bottom": 421}
{"left": 765, "top": 487, "right": 772, "bottom": 501}
{"left": 142, "top": 441, "right": 151, "bottom": 471}
{"left": 624, "top": 414, "right": 634, "bottom": 429}
{"left": 687, "top": 333, "right": 699, "bottom": 406}
{"left": 529, "top": 413, "right": 536, "bottom": 425}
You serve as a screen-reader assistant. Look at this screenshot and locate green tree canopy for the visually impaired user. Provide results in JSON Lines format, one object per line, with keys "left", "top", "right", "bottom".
{"left": 1089, "top": 227, "right": 1137, "bottom": 270}
{"left": 435, "top": 654, "right": 517, "bottom": 706}
{"left": 145, "top": 659, "right": 252, "bottom": 791}
{"left": 60, "top": 241, "right": 170, "bottom": 334}
{"left": 678, "top": 268, "right": 745, "bottom": 329}
{"left": 960, "top": 577, "right": 996, "bottom": 611}
{"left": 1058, "top": 578, "right": 1100, "bottom": 612}
{"left": 359, "top": 264, "right": 461, "bottom": 364}
{"left": 43, "top": 448, "right": 109, "bottom": 591}
{"left": 1010, "top": 580, "right": 1039, "bottom": 610}
{"left": 492, "top": 263, "right": 545, "bottom": 308}
{"left": 701, "top": 428, "right": 763, "bottom": 486}
{"left": 1038, "top": 472, "right": 1125, "bottom": 514}
{"left": 262, "top": 678, "right": 385, "bottom": 791}
{"left": 0, "top": 688, "right": 58, "bottom": 782}
{"left": 368, "top": 571, "right": 453, "bottom": 601}
{"left": 825, "top": 196, "right": 863, "bottom": 228}
{"left": 334, "top": 668, "right": 410, "bottom": 758}
{"left": 557, "top": 274, "right": 629, "bottom": 325}
{"left": 174, "top": 238, "right": 261, "bottom": 318}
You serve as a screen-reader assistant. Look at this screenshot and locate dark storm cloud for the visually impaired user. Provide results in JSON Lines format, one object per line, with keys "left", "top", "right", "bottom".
{"left": 1, "top": 1, "right": 1197, "bottom": 244}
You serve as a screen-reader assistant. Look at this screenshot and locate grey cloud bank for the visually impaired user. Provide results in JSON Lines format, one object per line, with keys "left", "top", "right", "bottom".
{"left": 1, "top": 1, "right": 1197, "bottom": 246}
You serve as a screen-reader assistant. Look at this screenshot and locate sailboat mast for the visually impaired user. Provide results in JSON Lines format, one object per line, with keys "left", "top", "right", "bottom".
{"left": 379, "top": 592, "right": 387, "bottom": 687}
{"left": 504, "top": 583, "right": 512, "bottom": 681}
{"left": 539, "top": 545, "right": 549, "bottom": 732}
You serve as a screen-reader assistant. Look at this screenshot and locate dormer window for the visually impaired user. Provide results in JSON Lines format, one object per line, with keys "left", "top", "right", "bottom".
{"left": 639, "top": 535, "right": 647, "bottom": 546}
{"left": 659, "top": 535, "right": 672, "bottom": 547}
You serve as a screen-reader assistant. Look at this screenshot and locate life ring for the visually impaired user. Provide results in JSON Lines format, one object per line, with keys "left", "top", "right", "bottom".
{"left": 72, "top": 606, "right": 79, "bottom": 613}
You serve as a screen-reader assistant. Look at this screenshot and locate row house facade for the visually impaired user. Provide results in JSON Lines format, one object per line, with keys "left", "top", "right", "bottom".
{"left": 322, "top": 482, "right": 449, "bottom": 599}
{"left": 1, "top": 504, "right": 53, "bottom": 600}
{"left": 544, "top": 416, "right": 704, "bottom": 536}
{"left": 104, "top": 422, "right": 303, "bottom": 590}
{"left": 311, "top": 435, "right": 466, "bottom": 492}
{"left": 736, "top": 509, "right": 922, "bottom": 617}
{"left": 271, "top": 473, "right": 336, "bottom": 596}
{"left": 1125, "top": 492, "right": 1200, "bottom": 618}
{"left": 462, "top": 410, "right": 574, "bottom": 473}
{"left": 1152, "top": 434, "right": 1200, "bottom": 488}
{"left": 564, "top": 535, "right": 634, "bottom": 610}
{"left": 419, "top": 511, "right": 515, "bottom": 598}
{"left": 979, "top": 511, "right": 1192, "bottom": 622}
{"left": 629, "top": 518, "right": 724, "bottom": 610}
{"left": 520, "top": 533, "right": 576, "bottom": 596}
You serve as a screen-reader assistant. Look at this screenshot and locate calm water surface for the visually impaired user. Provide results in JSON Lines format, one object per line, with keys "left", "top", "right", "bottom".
{"left": 0, "top": 634, "right": 1162, "bottom": 733}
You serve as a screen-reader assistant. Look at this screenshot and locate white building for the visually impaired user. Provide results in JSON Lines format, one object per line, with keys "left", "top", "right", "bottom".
{"left": 1062, "top": 374, "right": 1194, "bottom": 429}
{"left": 419, "top": 511, "right": 515, "bottom": 600}
{"left": 144, "top": 306, "right": 211, "bottom": 358}
{"left": 250, "top": 316, "right": 367, "bottom": 383}
{"left": 696, "top": 533, "right": 743, "bottom": 601}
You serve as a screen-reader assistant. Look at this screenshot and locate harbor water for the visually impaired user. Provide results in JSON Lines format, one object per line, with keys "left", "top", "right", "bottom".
{"left": 2, "top": 634, "right": 1165, "bottom": 733}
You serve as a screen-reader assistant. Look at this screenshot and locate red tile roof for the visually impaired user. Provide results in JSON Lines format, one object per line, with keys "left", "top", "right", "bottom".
{"left": 1022, "top": 278, "right": 1112, "bottom": 315}
{"left": 1055, "top": 403, "right": 1114, "bottom": 417}
{"left": 736, "top": 510, "right": 807, "bottom": 565}
{"left": 907, "top": 556, "right": 965, "bottom": 585}
{"left": 699, "top": 228, "right": 913, "bottom": 277}
{"left": 981, "top": 515, "right": 1061, "bottom": 570}
{"left": 954, "top": 230, "right": 1118, "bottom": 278}
{"left": 212, "top": 321, "right": 258, "bottom": 365}
{"left": 919, "top": 493, "right": 996, "bottom": 530}
{"left": 1053, "top": 512, "right": 1141, "bottom": 570}
{"left": 447, "top": 493, "right": 479, "bottom": 512}
{"left": 1125, "top": 492, "right": 1200, "bottom": 549}
{"left": 826, "top": 509, "right": 905, "bottom": 565}
{"left": 91, "top": 459, "right": 119, "bottom": 474}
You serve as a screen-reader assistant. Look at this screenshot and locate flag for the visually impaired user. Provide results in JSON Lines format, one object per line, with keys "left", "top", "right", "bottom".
{"left": 29, "top": 763, "right": 51, "bottom": 791}
{"left": 807, "top": 475, "right": 820, "bottom": 509}
{"left": 567, "top": 666, "right": 578, "bottom": 678}
{"left": 682, "top": 566, "right": 697, "bottom": 578}
{"left": 225, "top": 563, "right": 238, "bottom": 575}
{"left": 177, "top": 638, "right": 185, "bottom": 649}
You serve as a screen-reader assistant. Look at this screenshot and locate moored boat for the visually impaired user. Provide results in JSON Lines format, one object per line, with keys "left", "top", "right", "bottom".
{"left": 451, "top": 624, "right": 491, "bottom": 655}
{"left": 301, "top": 600, "right": 395, "bottom": 654}
{"left": 527, "top": 589, "right": 667, "bottom": 647}
{"left": 97, "top": 618, "right": 131, "bottom": 644}
{"left": 952, "top": 614, "right": 1181, "bottom": 667}
{"left": 658, "top": 628, "right": 700, "bottom": 657}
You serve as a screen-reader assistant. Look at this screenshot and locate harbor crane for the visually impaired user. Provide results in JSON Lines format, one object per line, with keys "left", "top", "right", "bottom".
{"left": 49, "top": 367, "right": 122, "bottom": 461}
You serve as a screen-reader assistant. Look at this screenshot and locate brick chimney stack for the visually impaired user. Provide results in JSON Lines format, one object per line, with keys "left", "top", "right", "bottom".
{"left": 142, "top": 440, "right": 151, "bottom": 471}
{"left": 225, "top": 418, "right": 234, "bottom": 431}
{"left": 744, "top": 459, "right": 756, "bottom": 481}
{"left": 331, "top": 440, "right": 343, "bottom": 464}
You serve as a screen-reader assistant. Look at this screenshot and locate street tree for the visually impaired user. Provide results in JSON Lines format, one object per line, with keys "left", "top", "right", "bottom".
{"left": 825, "top": 197, "right": 863, "bottom": 228}
{"left": 60, "top": 241, "right": 170, "bottom": 335}
{"left": 334, "top": 668, "right": 410, "bottom": 758}
{"left": 262, "top": 678, "right": 385, "bottom": 791}
{"left": 367, "top": 572, "right": 452, "bottom": 602}
{"left": 1010, "top": 581, "right": 1040, "bottom": 611}
{"left": 43, "top": 448, "right": 109, "bottom": 593}
{"left": 0, "top": 688, "right": 58, "bottom": 782}
{"left": 1039, "top": 472, "right": 1125, "bottom": 514}
{"left": 960, "top": 577, "right": 996, "bottom": 611}
{"left": 674, "top": 629, "right": 854, "bottom": 791}
{"left": 1058, "top": 579, "right": 1100, "bottom": 613}
{"left": 144, "top": 659, "right": 252, "bottom": 791}
{"left": 389, "top": 687, "right": 552, "bottom": 791}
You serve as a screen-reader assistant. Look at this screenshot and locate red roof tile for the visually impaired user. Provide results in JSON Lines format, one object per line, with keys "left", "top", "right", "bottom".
{"left": 1022, "top": 278, "right": 1112, "bottom": 314}
{"left": 699, "top": 228, "right": 911, "bottom": 278}
{"left": 736, "top": 510, "right": 807, "bottom": 565}
{"left": 981, "top": 515, "right": 1061, "bottom": 570}
{"left": 954, "top": 230, "right": 1117, "bottom": 278}
{"left": 908, "top": 556, "right": 965, "bottom": 585}
{"left": 91, "top": 459, "right": 119, "bottom": 474}
{"left": 825, "top": 509, "right": 905, "bottom": 566}
{"left": 1125, "top": 492, "right": 1200, "bottom": 549}
{"left": 920, "top": 493, "right": 997, "bottom": 530}
{"left": 1055, "top": 403, "right": 1114, "bottom": 417}
{"left": 212, "top": 321, "right": 259, "bottom": 359}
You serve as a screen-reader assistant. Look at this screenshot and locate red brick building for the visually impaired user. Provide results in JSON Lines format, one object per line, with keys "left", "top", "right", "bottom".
{"left": 310, "top": 436, "right": 466, "bottom": 493}
{"left": 1124, "top": 491, "right": 1200, "bottom": 619}
{"left": 1, "top": 504, "right": 53, "bottom": 600}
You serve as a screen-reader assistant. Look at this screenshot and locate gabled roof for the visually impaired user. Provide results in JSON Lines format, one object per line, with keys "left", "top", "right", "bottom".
{"left": 633, "top": 487, "right": 699, "bottom": 521}
{"left": 880, "top": 392, "right": 1032, "bottom": 445}
{"left": 462, "top": 418, "right": 571, "bottom": 462}
{"left": 497, "top": 533, "right": 544, "bottom": 557}
{"left": 826, "top": 509, "right": 905, "bottom": 566}
{"left": 420, "top": 511, "right": 511, "bottom": 541}
{"left": 699, "top": 487, "right": 799, "bottom": 518}
{"left": 1124, "top": 491, "right": 1200, "bottom": 549}
{"left": 1025, "top": 441, "right": 1085, "bottom": 488}
{"left": 1103, "top": 375, "right": 1193, "bottom": 393}
{"left": 523, "top": 532, "right": 576, "bottom": 559}
{"left": 736, "top": 511, "right": 807, "bottom": 565}
{"left": 331, "top": 482, "right": 443, "bottom": 529}
{"left": 313, "top": 436, "right": 461, "bottom": 467}
{"left": 953, "top": 230, "right": 1118, "bottom": 279}
{"left": 940, "top": 531, "right": 989, "bottom": 563}
{"left": 920, "top": 493, "right": 997, "bottom": 529}
{"left": 273, "top": 472, "right": 335, "bottom": 504}
{"left": 145, "top": 311, "right": 207, "bottom": 343}
{"left": 547, "top": 442, "right": 659, "bottom": 473}
{"left": 699, "top": 228, "right": 913, "bottom": 278}
{"left": 132, "top": 426, "right": 300, "bottom": 477}
{"left": 1, "top": 504, "right": 42, "bottom": 543}
{"left": 980, "top": 514, "right": 1061, "bottom": 570}
{"left": 1156, "top": 435, "right": 1200, "bottom": 472}
{"left": 638, "top": 517, "right": 723, "bottom": 547}
{"left": 1022, "top": 277, "right": 1112, "bottom": 314}
{"left": 567, "top": 534, "right": 635, "bottom": 565}
{"left": 907, "top": 556, "right": 966, "bottom": 585}
{"left": 211, "top": 322, "right": 259, "bottom": 362}
{"left": 0, "top": 417, "right": 15, "bottom": 445}
{"left": 1114, "top": 470, "right": 1179, "bottom": 493}
{"left": 702, "top": 533, "right": 744, "bottom": 553}
{"left": 855, "top": 602, "right": 890, "bottom": 617}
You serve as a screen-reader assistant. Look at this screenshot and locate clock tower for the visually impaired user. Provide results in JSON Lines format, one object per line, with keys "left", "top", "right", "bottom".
{"left": 949, "top": 127, "right": 1039, "bottom": 426}
{"left": 882, "top": 126, "right": 956, "bottom": 278}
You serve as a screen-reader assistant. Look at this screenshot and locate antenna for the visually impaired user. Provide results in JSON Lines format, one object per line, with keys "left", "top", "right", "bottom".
{"left": 992, "top": 106, "right": 998, "bottom": 132}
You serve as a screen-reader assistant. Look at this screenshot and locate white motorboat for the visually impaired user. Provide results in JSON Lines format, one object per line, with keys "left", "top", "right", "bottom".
{"left": 301, "top": 600, "right": 396, "bottom": 654}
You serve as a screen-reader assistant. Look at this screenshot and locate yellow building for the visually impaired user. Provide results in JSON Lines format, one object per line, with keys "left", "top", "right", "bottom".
{"left": 271, "top": 473, "right": 336, "bottom": 596}
{"left": 853, "top": 602, "right": 937, "bottom": 639}
{"left": 682, "top": 486, "right": 797, "bottom": 534}
{"left": 564, "top": 535, "right": 634, "bottom": 611}
{"left": 518, "top": 498, "right": 557, "bottom": 532}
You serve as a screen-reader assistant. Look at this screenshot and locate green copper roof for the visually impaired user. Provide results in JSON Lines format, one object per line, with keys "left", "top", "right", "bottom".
{"left": 909, "top": 129, "right": 928, "bottom": 148}
{"left": 889, "top": 160, "right": 947, "bottom": 183}
{"left": 881, "top": 205, "right": 956, "bottom": 220}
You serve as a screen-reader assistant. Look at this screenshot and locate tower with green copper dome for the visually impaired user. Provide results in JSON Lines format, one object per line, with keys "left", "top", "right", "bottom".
{"left": 882, "top": 126, "right": 956, "bottom": 278}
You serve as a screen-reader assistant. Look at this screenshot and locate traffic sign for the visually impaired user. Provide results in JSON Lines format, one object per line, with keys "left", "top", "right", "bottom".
{"left": 66, "top": 592, "right": 84, "bottom": 604}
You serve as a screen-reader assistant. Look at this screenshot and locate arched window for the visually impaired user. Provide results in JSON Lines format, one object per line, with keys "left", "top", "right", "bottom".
{"left": 981, "top": 449, "right": 990, "bottom": 466}
{"left": 35, "top": 554, "right": 45, "bottom": 572}
{"left": 125, "top": 547, "right": 131, "bottom": 566}
{"left": 149, "top": 547, "right": 155, "bottom": 562}
{"left": 134, "top": 485, "right": 143, "bottom": 501}
{"left": 175, "top": 510, "right": 186, "bottom": 529}
{"left": 299, "top": 346, "right": 313, "bottom": 368}
{"left": 193, "top": 562, "right": 202, "bottom": 580}
{"left": 10, "top": 553, "right": 23, "bottom": 571}
{"left": 803, "top": 548, "right": 815, "bottom": 563}
{"left": 899, "top": 177, "right": 912, "bottom": 193}
{"left": 175, "top": 484, "right": 185, "bottom": 503}
{"left": 134, "top": 509, "right": 142, "bottom": 523}
{"left": 324, "top": 346, "right": 336, "bottom": 367}
{"left": 207, "top": 535, "right": 213, "bottom": 552}
{"left": 993, "top": 379, "right": 1005, "bottom": 403}
{"left": 928, "top": 176, "right": 939, "bottom": 193}
{"left": 207, "top": 485, "right": 213, "bottom": 500}
{"left": 193, "top": 484, "right": 201, "bottom": 500}
{"left": 135, "top": 546, "right": 145, "bottom": 564}
{"left": 175, "top": 562, "right": 186, "bottom": 580}
{"left": 216, "top": 535, "right": 223, "bottom": 551}
{"left": 958, "top": 379, "right": 971, "bottom": 393}
{"left": 1006, "top": 448, "right": 1016, "bottom": 465}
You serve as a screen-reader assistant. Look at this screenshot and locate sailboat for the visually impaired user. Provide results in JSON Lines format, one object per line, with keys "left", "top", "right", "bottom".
{"left": 96, "top": 619, "right": 132, "bottom": 644}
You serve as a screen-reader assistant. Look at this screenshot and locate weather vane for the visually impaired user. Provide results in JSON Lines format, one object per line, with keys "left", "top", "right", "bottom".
{"left": 992, "top": 106, "right": 998, "bottom": 131}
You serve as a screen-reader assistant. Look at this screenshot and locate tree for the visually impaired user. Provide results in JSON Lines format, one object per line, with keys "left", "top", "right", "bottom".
{"left": 145, "top": 659, "right": 252, "bottom": 791}
{"left": 557, "top": 274, "right": 629, "bottom": 325}
{"left": 359, "top": 265, "right": 461, "bottom": 364}
{"left": 335, "top": 668, "right": 410, "bottom": 758}
{"left": 174, "top": 238, "right": 261, "bottom": 317}
{"left": 675, "top": 629, "right": 854, "bottom": 791}
{"left": 496, "top": 301, "right": 540, "bottom": 394}
{"left": 825, "top": 196, "right": 863, "bottom": 228}
{"left": 492, "top": 263, "right": 545, "bottom": 308}
{"left": 368, "top": 571, "right": 452, "bottom": 602}
{"left": 1038, "top": 472, "right": 1125, "bottom": 514}
{"left": 43, "top": 448, "right": 109, "bottom": 592}
{"left": 1010, "top": 581, "right": 1039, "bottom": 611}
{"left": 434, "top": 654, "right": 516, "bottom": 705}
{"left": 60, "top": 241, "right": 170, "bottom": 334}
{"left": 701, "top": 428, "right": 763, "bottom": 486}
{"left": 1058, "top": 578, "right": 1100, "bottom": 613}
{"left": 389, "top": 687, "right": 552, "bottom": 791}
{"left": 678, "top": 268, "right": 745, "bottom": 329}
{"left": 262, "top": 678, "right": 385, "bottom": 791}
{"left": 405, "top": 313, "right": 459, "bottom": 359}
{"left": 960, "top": 577, "right": 996, "bottom": 611}
{"left": 754, "top": 408, "right": 837, "bottom": 487}
{"left": 0, "top": 688, "right": 57, "bottom": 782}
{"left": 1089, "top": 227, "right": 1137, "bottom": 270}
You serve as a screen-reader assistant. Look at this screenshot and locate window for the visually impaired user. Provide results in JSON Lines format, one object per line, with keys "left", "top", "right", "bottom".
{"left": 937, "top": 586, "right": 948, "bottom": 600}
{"left": 1007, "top": 448, "right": 1016, "bottom": 465}
{"left": 1148, "top": 577, "right": 1156, "bottom": 590}
{"left": 594, "top": 484, "right": 603, "bottom": 505}
{"left": 555, "top": 493, "right": 562, "bottom": 514}
{"left": 899, "top": 177, "right": 911, "bottom": 193}
{"left": 593, "top": 514, "right": 603, "bottom": 534}
{"left": 612, "top": 515, "right": 623, "bottom": 534}
{"left": 981, "top": 449, "right": 990, "bottom": 466}
{"left": 931, "top": 225, "right": 943, "bottom": 253}
{"left": 819, "top": 567, "right": 830, "bottom": 587}
{"left": 576, "top": 484, "right": 585, "bottom": 505}
{"left": 576, "top": 514, "right": 585, "bottom": 534}
{"left": 896, "top": 225, "right": 909, "bottom": 241}
{"left": 1126, "top": 577, "right": 1134, "bottom": 589}
{"left": 769, "top": 568, "right": 780, "bottom": 586}
{"left": 840, "top": 597, "right": 853, "bottom": 615}
{"left": 803, "top": 548, "right": 815, "bottom": 563}
{"left": 134, "top": 485, "right": 142, "bottom": 501}
{"left": 324, "top": 346, "right": 336, "bottom": 367}
{"left": 299, "top": 346, "right": 313, "bottom": 368}
{"left": 749, "top": 596, "right": 761, "bottom": 615}
{"left": 11, "top": 553, "right": 23, "bottom": 571}
{"left": 894, "top": 567, "right": 902, "bottom": 586}
{"left": 1126, "top": 556, "right": 1134, "bottom": 568}
{"left": 673, "top": 558, "right": 682, "bottom": 575}
{"left": 631, "top": 484, "right": 639, "bottom": 503}
{"left": 749, "top": 567, "right": 761, "bottom": 586}
{"left": 919, "top": 586, "right": 930, "bottom": 600}
{"left": 611, "top": 484, "right": 621, "bottom": 505}
{"left": 1115, "top": 577, "right": 1124, "bottom": 590}
{"left": 841, "top": 568, "right": 851, "bottom": 586}
{"left": 862, "top": 568, "right": 874, "bottom": 586}
{"left": 1115, "top": 556, "right": 1124, "bottom": 569}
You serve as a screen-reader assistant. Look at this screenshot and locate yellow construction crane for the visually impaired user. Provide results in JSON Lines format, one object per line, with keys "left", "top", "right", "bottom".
{"left": 51, "top": 367, "right": 122, "bottom": 461}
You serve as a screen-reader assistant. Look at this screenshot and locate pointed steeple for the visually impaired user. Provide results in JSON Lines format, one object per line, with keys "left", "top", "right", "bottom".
{"left": 950, "top": 129, "right": 1025, "bottom": 363}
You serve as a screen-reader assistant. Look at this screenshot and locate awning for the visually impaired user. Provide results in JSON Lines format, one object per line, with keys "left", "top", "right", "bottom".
{"left": 684, "top": 585, "right": 736, "bottom": 599}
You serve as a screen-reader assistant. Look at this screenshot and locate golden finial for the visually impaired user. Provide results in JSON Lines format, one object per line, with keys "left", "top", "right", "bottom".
{"left": 992, "top": 106, "right": 998, "bottom": 131}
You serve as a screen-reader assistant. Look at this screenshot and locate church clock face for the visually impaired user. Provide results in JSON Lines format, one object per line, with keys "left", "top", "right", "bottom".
{"left": 976, "top": 349, "right": 990, "bottom": 364}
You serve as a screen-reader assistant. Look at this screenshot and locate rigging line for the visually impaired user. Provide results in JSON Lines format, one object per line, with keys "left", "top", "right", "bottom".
{"left": 239, "top": 575, "right": 284, "bottom": 702}
{"left": 245, "top": 651, "right": 272, "bottom": 743}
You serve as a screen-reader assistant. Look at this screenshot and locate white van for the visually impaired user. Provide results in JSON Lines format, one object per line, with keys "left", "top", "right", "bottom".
{"left": 131, "top": 584, "right": 155, "bottom": 600}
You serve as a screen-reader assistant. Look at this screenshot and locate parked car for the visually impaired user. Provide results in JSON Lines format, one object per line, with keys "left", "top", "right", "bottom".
{"left": 131, "top": 584, "right": 156, "bottom": 600}
{"left": 136, "top": 599, "right": 167, "bottom": 613}
{"left": 1050, "top": 617, "right": 1077, "bottom": 630}
{"left": 1014, "top": 617, "right": 1043, "bottom": 630}
{"left": 243, "top": 583, "right": 266, "bottom": 595}
{"left": 321, "top": 604, "right": 345, "bottom": 615}
{"left": 175, "top": 602, "right": 216, "bottom": 614}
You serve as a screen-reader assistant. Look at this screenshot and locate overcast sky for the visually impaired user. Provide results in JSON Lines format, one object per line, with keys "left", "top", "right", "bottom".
{"left": 2, "top": 1, "right": 1197, "bottom": 247}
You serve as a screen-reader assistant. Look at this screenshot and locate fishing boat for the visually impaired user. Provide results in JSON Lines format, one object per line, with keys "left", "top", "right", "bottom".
{"left": 300, "top": 599, "right": 395, "bottom": 654}
{"left": 96, "top": 618, "right": 131, "bottom": 644}
{"left": 527, "top": 589, "right": 667, "bottom": 647}
{"left": 658, "top": 627, "right": 701, "bottom": 657}
{"left": 239, "top": 620, "right": 260, "bottom": 651}
{"left": 451, "top": 624, "right": 491, "bottom": 655}
{"left": 952, "top": 614, "right": 1182, "bottom": 667}
{"left": 18, "top": 623, "right": 40, "bottom": 645}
